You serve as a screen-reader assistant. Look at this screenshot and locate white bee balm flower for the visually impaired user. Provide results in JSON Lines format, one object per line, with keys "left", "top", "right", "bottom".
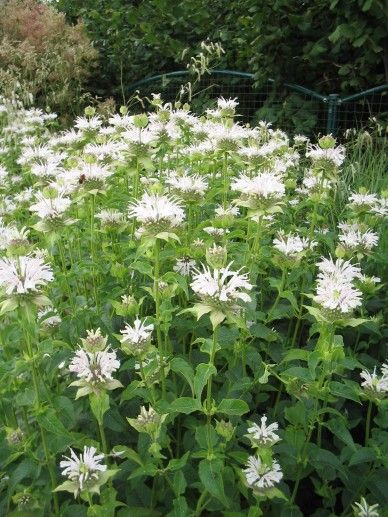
{"left": 190, "top": 263, "right": 252, "bottom": 304}
{"left": 0, "top": 255, "right": 53, "bottom": 295}
{"left": 128, "top": 193, "right": 185, "bottom": 233}
{"left": 244, "top": 456, "right": 283, "bottom": 490}
{"left": 59, "top": 446, "right": 107, "bottom": 496}
{"left": 247, "top": 415, "right": 281, "bottom": 447}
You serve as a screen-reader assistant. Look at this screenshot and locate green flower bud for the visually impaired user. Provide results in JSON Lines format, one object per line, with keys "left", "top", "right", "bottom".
{"left": 318, "top": 134, "right": 336, "bottom": 149}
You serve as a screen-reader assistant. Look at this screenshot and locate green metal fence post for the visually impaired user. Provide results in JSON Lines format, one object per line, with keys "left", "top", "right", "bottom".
{"left": 326, "top": 94, "right": 340, "bottom": 135}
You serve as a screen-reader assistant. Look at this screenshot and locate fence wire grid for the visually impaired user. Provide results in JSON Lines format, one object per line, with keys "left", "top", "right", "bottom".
{"left": 127, "top": 70, "right": 388, "bottom": 137}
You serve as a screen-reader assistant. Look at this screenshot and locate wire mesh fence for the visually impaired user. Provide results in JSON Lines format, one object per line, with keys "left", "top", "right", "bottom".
{"left": 127, "top": 70, "right": 388, "bottom": 137}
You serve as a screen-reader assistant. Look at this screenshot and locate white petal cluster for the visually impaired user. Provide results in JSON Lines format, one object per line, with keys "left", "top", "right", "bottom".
{"left": 313, "top": 257, "right": 362, "bottom": 314}
{"left": 306, "top": 144, "right": 345, "bottom": 167}
{"left": 360, "top": 366, "right": 388, "bottom": 395}
{"left": 0, "top": 255, "right": 53, "bottom": 294}
{"left": 338, "top": 223, "right": 379, "bottom": 252}
{"left": 166, "top": 171, "right": 208, "bottom": 198}
{"left": 353, "top": 497, "right": 380, "bottom": 517}
{"left": 348, "top": 192, "right": 378, "bottom": 209}
{"left": 128, "top": 193, "right": 185, "bottom": 231}
{"left": 190, "top": 263, "right": 252, "bottom": 305}
{"left": 120, "top": 319, "right": 154, "bottom": 353}
{"left": 60, "top": 446, "right": 106, "bottom": 494}
{"left": 273, "top": 232, "right": 316, "bottom": 258}
{"left": 232, "top": 171, "right": 285, "bottom": 201}
{"left": 173, "top": 257, "right": 196, "bottom": 276}
{"left": 30, "top": 192, "right": 71, "bottom": 220}
{"left": 247, "top": 416, "right": 281, "bottom": 446}
{"left": 244, "top": 456, "right": 283, "bottom": 490}
{"left": 95, "top": 209, "right": 125, "bottom": 226}
{"left": 69, "top": 348, "right": 120, "bottom": 385}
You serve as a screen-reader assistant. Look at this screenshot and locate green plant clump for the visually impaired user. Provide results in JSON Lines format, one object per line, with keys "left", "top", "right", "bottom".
{"left": 0, "top": 95, "right": 387, "bottom": 516}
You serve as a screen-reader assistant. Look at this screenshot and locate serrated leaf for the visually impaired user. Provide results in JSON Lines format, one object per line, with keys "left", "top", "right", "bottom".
{"left": 194, "top": 363, "right": 216, "bottom": 400}
{"left": 169, "top": 398, "right": 201, "bottom": 414}
{"left": 216, "top": 398, "right": 249, "bottom": 416}
{"left": 198, "top": 459, "right": 229, "bottom": 506}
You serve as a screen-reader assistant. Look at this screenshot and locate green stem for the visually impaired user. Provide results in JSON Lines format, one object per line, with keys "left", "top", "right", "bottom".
{"left": 195, "top": 489, "right": 209, "bottom": 516}
{"left": 365, "top": 400, "right": 373, "bottom": 446}
{"left": 57, "top": 238, "right": 75, "bottom": 313}
{"left": 154, "top": 238, "right": 166, "bottom": 398}
{"left": 206, "top": 328, "right": 218, "bottom": 456}
{"left": 89, "top": 194, "right": 99, "bottom": 312}
{"left": 21, "top": 309, "right": 59, "bottom": 516}
{"left": 266, "top": 268, "right": 287, "bottom": 323}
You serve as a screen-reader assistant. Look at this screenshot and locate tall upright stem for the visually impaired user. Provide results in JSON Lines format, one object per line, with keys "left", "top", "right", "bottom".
{"left": 21, "top": 309, "right": 59, "bottom": 516}
{"left": 206, "top": 327, "right": 218, "bottom": 456}
{"left": 154, "top": 239, "right": 166, "bottom": 398}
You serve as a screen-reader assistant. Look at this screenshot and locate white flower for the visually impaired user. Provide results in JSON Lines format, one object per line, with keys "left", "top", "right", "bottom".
{"left": 38, "top": 307, "right": 61, "bottom": 328}
{"left": 74, "top": 116, "right": 102, "bottom": 131}
{"left": 338, "top": 223, "right": 379, "bottom": 252}
{"left": 0, "top": 224, "right": 29, "bottom": 250}
{"left": 119, "top": 319, "right": 154, "bottom": 355}
{"left": 314, "top": 276, "right": 362, "bottom": 314}
{"left": 74, "top": 162, "right": 113, "bottom": 186}
{"left": 60, "top": 446, "right": 107, "bottom": 495}
{"left": 214, "top": 205, "right": 239, "bottom": 218}
{"left": 349, "top": 192, "right": 378, "bottom": 209}
{"left": 173, "top": 257, "right": 196, "bottom": 276}
{"left": 166, "top": 171, "right": 208, "bottom": 198}
{"left": 30, "top": 192, "right": 71, "bottom": 220}
{"left": 353, "top": 497, "right": 380, "bottom": 517}
{"left": 244, "top": 456, "right": 283, "bottom": 490}
{"left": 190, "top": 263, "right": 252, "bottom": 304}
{"left": 313, "top": 257, "right": 362, "bottom": 314}
{"left": 247, "top": 415, "right": 281, "bottom": 446}
{"left": 306, "top": 144, "right": 345, "bottom": 167}
{"left": 316, "top": 257, "right": 361, "bottom": 283}
{"left": 273, "top": 232, "right": 316, "bottom": 258}
{"left": 360, "top": 367, "right": 388, "bottom": 394}
{"left": 95, "top": 209, "right": 125, "bottom": 226}
{"left": 217, "top": 97, "right": 238, "bottom": 110}
{"left": 232, "top": 171, "right": 285, "bottom": 202}
{"left": 203, "top": 226, "right": 230, "bottom": 237}
{"left": 128, "top": 193, "right": 185, "bottom": 232}
{"left": 69, "top": 348, "right": 120, "bottom": 385}
{"left": 0, "top": 255, "right": 53, "bottom": 295}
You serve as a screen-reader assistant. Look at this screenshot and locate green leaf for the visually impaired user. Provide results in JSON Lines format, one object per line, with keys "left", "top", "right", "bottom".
{"left": 89, "top": 392, "right": 110, "bottom": 424}
{"left": 194, "top": 364, "right": 217, "bottom": 400}
{"left": 210, "top": 310, "right": 226, "bottom": 329}
{"left": 170, "top": 357, "right": 194, "bottom": 395}
{"left": 168, "top": 496, "right": 189, "bottom": 517}
{"left": 36, "top": 409, "right": 72, "bottom": 439}
{"left": 216, "top": 398, "right": 249, "bottom": 416}
{"left": 169, "top": 398, "right": 201, "bottom": 414}
{"left": 198, "top": 459, "right": 229, "bottom": 507}
{"left": 167, "top": 452, "right": 190, "bottom": 472}
{"left": 328, "top": 380, "right": 361, "bottom": 403}
{"left": 349, "top": 447, "right": 376, "bottom": 466}
{"left": 324, "top": 418, "right": 356, "bottom": 451}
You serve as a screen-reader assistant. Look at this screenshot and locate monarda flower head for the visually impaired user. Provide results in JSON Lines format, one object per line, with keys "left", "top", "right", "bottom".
{"left": 189, "top": 262, "right": 252, "bottom": 328}
{"left": 57, "top": 446, "right": 112, "bottom": 498}
{"left": 312, "top": 256, "right": 363, "bottom": 320}
{"left": 243, "top": 456, "right": 283, "bottom": 494}
{"left": 231, "top": 171, "right": 285, "bottom": 211}
{"left": 128, "top": 193, "right": 185, "bottom": 236}
{"left": 119, "top": 318, "right": 154, "bottom": 357}
{"left": 166, "top": 171, "right": 208, "bottom": 201}
{"left": 246, "top": 415, "right": 281, "bottom": 447}
{"left": 68, "top": 346, "right": 122, "bottom": 398}
{"left": 0, "top": 254, "right": 53, "bottom": 312}
{"left": 273, "top": 232, "right": 317, "bottom": 261}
